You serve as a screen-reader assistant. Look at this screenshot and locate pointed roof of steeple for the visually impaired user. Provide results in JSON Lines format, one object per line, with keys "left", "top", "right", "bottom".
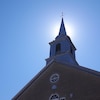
{"left": 59, "top": 18, "right": 67, "bottom": 36}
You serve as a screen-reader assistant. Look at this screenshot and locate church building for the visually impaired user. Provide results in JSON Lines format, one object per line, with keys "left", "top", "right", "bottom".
{"left": 12, "top": 18, "right": 100, "bottom": 100}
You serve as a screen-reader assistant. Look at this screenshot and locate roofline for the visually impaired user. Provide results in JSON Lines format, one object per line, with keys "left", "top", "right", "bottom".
{"left": 12, "top": 61, "right": 100, "bottom": 99}
{"left": 12, "top": 62, "right": 53, "bottom": 100}
{"left": 55, "top": 60, "right": 100, "bottom": 77}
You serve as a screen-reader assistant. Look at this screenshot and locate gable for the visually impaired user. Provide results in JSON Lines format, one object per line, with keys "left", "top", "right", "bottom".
{"left": 12, "top": 61, "right": 100, "bottom": 100}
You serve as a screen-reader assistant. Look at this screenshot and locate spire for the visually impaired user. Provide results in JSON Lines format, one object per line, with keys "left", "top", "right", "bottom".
{"left": 59, "top": 18, "right": 67, "bottom": 36}
{"left": 46, "top": 18, "right": 78, "bottom": 66}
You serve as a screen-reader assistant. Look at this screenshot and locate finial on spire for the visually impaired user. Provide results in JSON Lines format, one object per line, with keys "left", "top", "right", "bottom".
{"left": 61, "top": 12, "right": 64, "bottom": 18}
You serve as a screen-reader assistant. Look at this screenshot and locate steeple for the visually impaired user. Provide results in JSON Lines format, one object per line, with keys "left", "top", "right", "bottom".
{"left": 59, "top": 18, "right": 67, "bottom": 36}
{"left": 46, "top": 18, "right": 78, "bottom": 66}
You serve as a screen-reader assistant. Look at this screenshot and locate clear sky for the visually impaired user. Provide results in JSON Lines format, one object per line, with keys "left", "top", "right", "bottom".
{"left": 1, "top": 0, "right": 100, "bottom": 100}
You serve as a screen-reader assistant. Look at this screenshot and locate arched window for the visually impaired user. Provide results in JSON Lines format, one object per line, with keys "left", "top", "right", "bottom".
{"left": 49, "top": 93, "right": 59, "bottom": 100}
{"left": 56, "top": 43, "right": 61, "bottom": 54}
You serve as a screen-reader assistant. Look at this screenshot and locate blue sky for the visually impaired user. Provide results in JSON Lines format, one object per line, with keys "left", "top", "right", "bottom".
{"left": 1, "top": 0, "right": 100, "bottom": 100}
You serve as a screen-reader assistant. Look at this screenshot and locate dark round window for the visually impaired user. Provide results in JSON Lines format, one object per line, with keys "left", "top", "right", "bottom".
{"left": 49, "top": 93, "right": 59, "bottom": 100}
{"left": 50, "top": 73, "right": 59, "bottom": 83}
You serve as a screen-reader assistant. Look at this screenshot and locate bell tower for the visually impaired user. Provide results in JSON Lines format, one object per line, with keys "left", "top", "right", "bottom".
{"left": 46, "top": 18, "right": 78, "bottom": 65}
{"left": 12, "top": 17, "right": 100, "bottom": 100}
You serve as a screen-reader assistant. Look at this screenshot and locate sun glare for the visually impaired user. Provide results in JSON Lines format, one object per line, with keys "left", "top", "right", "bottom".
{"left": 65, "top": 24, "right": 74, "bottom": 38}
{"left": 53, "top": 24, "right": 60, "bottom": 37}
{"left": 51, "top": 20, "right": 75, "bottom": 40}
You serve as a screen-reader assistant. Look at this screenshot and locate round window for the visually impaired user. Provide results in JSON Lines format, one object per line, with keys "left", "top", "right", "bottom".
{"left": 50, "top": 73, "right": 59, "bottom": 83}
{"left": 49, "top": 93, "right": 59, "bottom": 100}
